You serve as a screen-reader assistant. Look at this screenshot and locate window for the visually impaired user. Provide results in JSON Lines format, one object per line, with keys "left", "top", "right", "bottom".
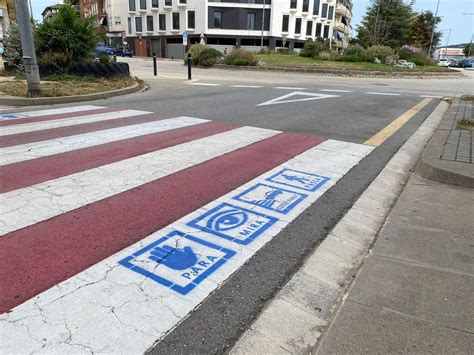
{"left": 179, "top": 0, "right": 187, "bottom": 4}
{"left": 172, "top": 12, "right": 180, "bottom": 30}
{"left": 247, "top": 12, "right": 256, "bottom": 30}
{"left": 147, "top": 15, "right": 154, "bottom": 31}
{"left": 302, "top": 0, "right": 309, "bottom": 12}
{"left": 295, "top": 18, "right": 302, "bottom": 34}
{"left": 315, "top": 22, "right": 322, "bottom": 37}
{"left": 306, "top": 20, "right": 312, "bottom": 36}
{"left": 328, "top": 6, "right": 334, "bottom": 20}
{"left": 321, "top": 3, "right": 328, "bottom": 18}
{"left": 135, "top": 16, "right": 143, "bottom": 32}
{"left": 323, "top": 24, "right": 330, "bottom": 39}
{"left": 159, "top": 14, "right": 166, "bottom": 30}
{"left": 140, "top": 0, "right": 146, "bottom": 10}
{"left": 165, "top": 0, "right": 172, "bottom": 6}
{"left": 214, "top": 11, "right": 222, "bottom": 29}
{"left": 313, "top": 0, "right": 320, "bottom": 15}
{"left": 290, "top": 0, "right": 297, "bottom": 9}
{"left": 152, "top": 0, "right": 158, "bottom": 8}
{"left": 128, "top": 17, "right": 132, "bottom": 33}
{"left": 188, "top": 11, "right": 195, "bottom": 29}
{"left": 282, "top": 14, "right": 289, "bottom": 32}
{"left": 129, "top": 0, "right": 135, "bottom": 11}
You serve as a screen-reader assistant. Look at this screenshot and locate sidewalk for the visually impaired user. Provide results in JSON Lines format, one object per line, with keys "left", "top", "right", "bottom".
{"left": 316, "top": 98, "right": 474, "bottom": 353}
{"left": 231, "top": 98, "right": 473, "bottom": 354}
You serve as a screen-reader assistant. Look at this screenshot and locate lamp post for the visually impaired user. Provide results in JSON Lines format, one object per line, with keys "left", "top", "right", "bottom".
{"left": 14, "top": 0, "right": 41, "bottom": 97}
{"left": 260, "top": 0, "right": 266, "bottom": 51}
{"left": 427, "top": 0, "right": 440, "bottom": 58}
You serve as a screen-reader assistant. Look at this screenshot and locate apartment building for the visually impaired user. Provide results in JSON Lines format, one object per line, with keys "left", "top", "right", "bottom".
{"left": 106, "top": 0, "right": 352, "bottom": 58}
{"left": 0, "top": 0, "right": 15, "bottom": 48}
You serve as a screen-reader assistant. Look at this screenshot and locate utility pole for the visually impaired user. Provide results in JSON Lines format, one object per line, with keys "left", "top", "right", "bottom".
{"left": 14, "top": 0, "right": 41, "bottom": 97}
{"left": 373, "top": 0, "right": 381, "bottom": 45}
{"left": 28, "top": 0, "right": 33, "bottom": 22}
{"left": 260, "top": 0, "right": 266, "bottom": 51}
{"left": 427, "top": 0, "right": 440, "bottom": 58}
{"left": 443, "top": 28, "right": 451, "bottom": 60}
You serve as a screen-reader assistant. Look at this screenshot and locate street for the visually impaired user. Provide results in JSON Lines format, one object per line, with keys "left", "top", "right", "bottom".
{"left": 0, "top": 58, "right": 473, "bottom": 354}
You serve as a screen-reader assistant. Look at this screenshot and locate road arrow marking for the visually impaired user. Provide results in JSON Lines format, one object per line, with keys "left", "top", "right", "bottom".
{"left": 257, "top": 91, "right": 340, "bottom": 107}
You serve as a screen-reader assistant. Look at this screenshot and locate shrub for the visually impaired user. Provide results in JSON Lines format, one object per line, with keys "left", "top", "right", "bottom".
{"left": 300, "top": 40, "right": 326, "bottom": 58}
{"left": 344, "top": 44, "right": 366, "bottom": 57}
{"left": 276, "top": 48, "right": 293, "bottom": 54}
{"left": 35, "top": 4, "right": 99, "bottom": 63}
{"left": 224, "top": 49, "right": 258, "bottom": 66}
{"left": 333, "top": 54, "right": 365, "bottom": 62}
{"left": 3, "top": 22, "right": 23, "bottom": 71}
{"left": 366, "top": 45, "right": 394, "bottom": 63}
{"left": 98, "top": 54, "right": 111, "bottom": 64}
{"left": 318, "top": 51, "right": 331, "bottom": 60}
{"left": 38, "top": 51, "right": 75, "bottom": 73}
{"left": 197, "top": 47, "right": 223, "bottom": 67}
{"left": 185, "top": 44, "right": 207, "bottom": 65}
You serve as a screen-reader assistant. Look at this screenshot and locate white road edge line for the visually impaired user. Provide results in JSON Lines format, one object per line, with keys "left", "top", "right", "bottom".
{"left": 0, "top": 140, "right": 373, "bottom": 354}
{"left": 320, "top": 89, "right": 352, "bottom": 93}
{"left": 189, "top": 83, "right": 220, "bottom": 86}
{"left": 366, "top": 92, "right": 401, "bottom": 96}
{"left": 420, "top": 95, "right": 443, "bottom": 99}
{"left": 274, "top": 86, "right": 307, "bottom": 90}
{"left": 230, "top": 85, "right": 264, "bottom": 88}
{"left": 230, "top": 100, "right": 450, "bottom": 354}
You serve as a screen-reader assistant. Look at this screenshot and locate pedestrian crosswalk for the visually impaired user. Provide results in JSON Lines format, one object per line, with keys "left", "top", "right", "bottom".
{"left": 0, "top": 105, "right": 374, "bottom": 353}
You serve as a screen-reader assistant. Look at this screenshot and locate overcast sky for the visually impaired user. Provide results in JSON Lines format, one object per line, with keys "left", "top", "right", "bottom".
{"left": 32, "top": 0, "right": 474, "bottom": 45}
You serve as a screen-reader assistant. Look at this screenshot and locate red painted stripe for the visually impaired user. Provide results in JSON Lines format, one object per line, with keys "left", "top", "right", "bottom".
{"left": 0, "top": 121, "right": 237, "bottom": 193}
{"left": 0, "top": 133, "right": 325, "bottom": 313}
{"left": 0, "top": 107, "right": 117, "bottom": 127}
{"left": 0, "top": 112, "right": 171, "bottom": 148}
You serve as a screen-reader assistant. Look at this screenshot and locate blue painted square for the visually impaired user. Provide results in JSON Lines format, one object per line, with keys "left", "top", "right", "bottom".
{"left": 266, "top": 168, "right": 331, "bottom": 192}
{"left": 118, "top": 230, "right": 236, "bottom": 295}
{"left": 233, "top": 183, "right": 307, "bottom": 214}
{"left": 0, "top": 113, "right": 26, "bottom": 120}
{"left": 187, "top": 203, "right": 278, "bottom": 245}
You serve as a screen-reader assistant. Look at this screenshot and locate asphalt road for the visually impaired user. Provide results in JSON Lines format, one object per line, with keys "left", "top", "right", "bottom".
{"left": 103, "top": 60, "right": 465, "bottom": 353}
{"left": 3, "top": 58, "right": 472, "bottom": 353}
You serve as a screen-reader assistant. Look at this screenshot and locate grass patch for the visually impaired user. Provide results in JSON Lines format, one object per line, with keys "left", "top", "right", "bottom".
{"left": 461, "top": 95, "right": 474, "bottom": 101}
{"left": 458, "top": 119, "right": 474, "bottom": 131}
{"left": 0, "top": 76, "right": 136, "bottom": 97}
{"left": 256, "top": 54, "right": 452, "bottom": 72}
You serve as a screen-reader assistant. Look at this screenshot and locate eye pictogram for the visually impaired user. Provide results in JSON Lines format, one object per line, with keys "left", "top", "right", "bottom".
{"left": 206, "top": 209, "right": 249, "bottom": 232}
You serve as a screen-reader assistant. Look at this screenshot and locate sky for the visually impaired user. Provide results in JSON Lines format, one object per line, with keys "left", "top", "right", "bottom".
{"left": 32, "top": 0, "right": 474, "bottom": 45}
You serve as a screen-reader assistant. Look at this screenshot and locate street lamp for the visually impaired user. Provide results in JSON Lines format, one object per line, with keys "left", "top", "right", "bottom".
{"left": 427, "top": 0, "right": 440, "bottom": 58}
{"left": 260, "top": 0, "right": 266, "bottom": 51}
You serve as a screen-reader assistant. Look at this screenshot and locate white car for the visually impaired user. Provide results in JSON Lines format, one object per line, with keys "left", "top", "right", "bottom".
{"left": 437, "top": 58, "right": 450, "bottom": 67}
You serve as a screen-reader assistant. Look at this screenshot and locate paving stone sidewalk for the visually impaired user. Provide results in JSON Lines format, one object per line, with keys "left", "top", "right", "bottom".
{"left": 316, "top": 171, "right": 474, "bottom": 354}
{"left": 441, "top": 98, "right": 473, "bottom": 164}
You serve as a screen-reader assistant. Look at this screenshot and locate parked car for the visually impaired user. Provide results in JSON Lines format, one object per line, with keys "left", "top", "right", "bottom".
{"left": 463, "top": 59, "right": 473, "bottom": 68}
{"left": 437, "top": 58, "right": 449, "bottom": 67}
{"left": 448, "top": 59, "right": 459, "bottom": 67}
{"left": 115, "top": 47, "right": 133, "bottom": 57}
{"left": 95, "top": 44, "right": 116, "bottom": 55}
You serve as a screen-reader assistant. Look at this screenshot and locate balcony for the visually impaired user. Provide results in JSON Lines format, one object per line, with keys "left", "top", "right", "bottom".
{"left": 334, "top": 21, "right": 349, "bottom": 34}
{"left": 336, "top": 3, "right": 352, "bottom": 19}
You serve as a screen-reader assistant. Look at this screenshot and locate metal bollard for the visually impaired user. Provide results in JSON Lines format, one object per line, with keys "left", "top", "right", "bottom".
{"left": 153, "top": 52, "right": 157, "bottom": 76}
{"left": 187, "top": 53, "right": 192, "bottom": 80}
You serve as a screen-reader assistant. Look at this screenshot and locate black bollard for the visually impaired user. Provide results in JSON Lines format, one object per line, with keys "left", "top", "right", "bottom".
{"left": 187, "top": 53, "right": 192, "bottom": 80}
{"left": 153, "top": 52, "right": 157, "bottom": 76}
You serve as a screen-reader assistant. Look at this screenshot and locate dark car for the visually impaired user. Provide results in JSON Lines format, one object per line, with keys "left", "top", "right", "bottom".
{"left": 96, "top": 44, "right": 116, "bottom": 55}
{"left": 115, "top": 47, "right": 133, "bottom": 57}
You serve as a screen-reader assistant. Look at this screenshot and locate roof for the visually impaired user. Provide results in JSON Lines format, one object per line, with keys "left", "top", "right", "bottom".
{"left": 41, "top": 4, "right": 60, "bottom": 17}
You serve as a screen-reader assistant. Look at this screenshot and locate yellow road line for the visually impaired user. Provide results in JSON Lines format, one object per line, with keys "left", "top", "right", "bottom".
{"left": 364, "top": 98, "right": 432, "bottom": 147}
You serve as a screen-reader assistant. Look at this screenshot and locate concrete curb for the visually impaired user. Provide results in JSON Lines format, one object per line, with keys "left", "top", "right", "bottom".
{"left": 230, "top": 101, "right": 449, "bottom": 354}
{"left": 417, "top": 101, "right": 474, "bottom": 188}
{"left": 214, "top": 64, "right": 462, "bottom": 79}
{"left": 0, "top": 81, "right": 143, "bottom": 106}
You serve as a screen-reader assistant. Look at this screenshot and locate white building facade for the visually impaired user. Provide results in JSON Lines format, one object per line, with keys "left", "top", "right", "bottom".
{"left": 109, "top": 0, "right": 352, "bottom": 58}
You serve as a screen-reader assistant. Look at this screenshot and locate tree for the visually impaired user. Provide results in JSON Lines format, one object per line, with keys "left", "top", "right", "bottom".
{"left": 3, "top": 22, "right": 23, "bottom": 70}
{"left": 357, "top": 0, "right": 415, "bottom": 49}
{"left": 464, "top": 42, "right": 473, "bottom": 57}
{"left": 35, "top": 4, "right": 98, "bottom": 65}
